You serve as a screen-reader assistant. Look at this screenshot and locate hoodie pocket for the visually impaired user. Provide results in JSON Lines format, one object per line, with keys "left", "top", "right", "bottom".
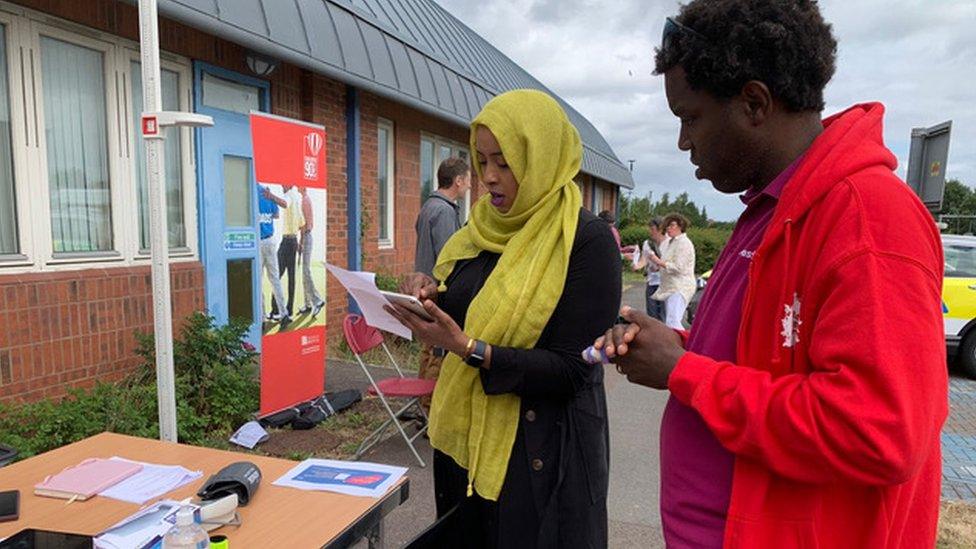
{"left": 726, "top": 515, "right": 819, "bottom": 549}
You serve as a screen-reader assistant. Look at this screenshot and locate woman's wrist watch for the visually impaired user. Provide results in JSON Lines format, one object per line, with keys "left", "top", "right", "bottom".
{"left": 464, "top": 340, "right": 488, "bottom": 368}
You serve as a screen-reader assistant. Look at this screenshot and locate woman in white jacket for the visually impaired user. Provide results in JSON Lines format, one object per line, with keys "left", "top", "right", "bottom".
{"left": 648, "top": 213, "right": 696, "bottom": 329}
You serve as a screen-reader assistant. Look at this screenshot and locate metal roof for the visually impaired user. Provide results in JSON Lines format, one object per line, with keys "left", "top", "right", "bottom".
{"left": 153, "top": 0, "right": 634, "bottom": 188}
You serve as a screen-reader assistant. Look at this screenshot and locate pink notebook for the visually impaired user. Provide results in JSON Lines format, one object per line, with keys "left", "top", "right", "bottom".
{"left": 34, "top": 458, "right": 143, "bottom": 501}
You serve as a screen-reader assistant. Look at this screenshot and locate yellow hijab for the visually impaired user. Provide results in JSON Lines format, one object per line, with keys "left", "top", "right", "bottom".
{"left": 428, "top": 89, "right": 583, "bottom": 501}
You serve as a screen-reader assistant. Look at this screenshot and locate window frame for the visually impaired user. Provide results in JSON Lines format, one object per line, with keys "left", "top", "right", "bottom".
{"left": 377, "top": 117, "right": 395, "bottom": 249}
{"left": 0, "top": 11, "right": 30, "bottom": 265}
{"left": 123, "top": 48, "right": 197, "bottom": 260}
{"left": 30, "top": 21, "right": 123, "bottom": 262}
{"left": 0, "top": 3, "right": 198, "bottom": 275}
{"left": 592, "top": 181, "right": 605, "bottom": 212}
{"left": 420, "top": 132, "right": 471, "bottom": 221}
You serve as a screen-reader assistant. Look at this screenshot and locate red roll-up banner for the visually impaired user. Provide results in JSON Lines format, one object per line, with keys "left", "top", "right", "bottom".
{"left": 250, "top": 112, "right": 328, "bottom": 416}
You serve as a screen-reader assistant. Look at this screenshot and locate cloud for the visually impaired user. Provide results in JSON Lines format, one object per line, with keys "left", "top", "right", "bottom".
{"left": 438, "top": 0, "right": 976, "bottom": 221}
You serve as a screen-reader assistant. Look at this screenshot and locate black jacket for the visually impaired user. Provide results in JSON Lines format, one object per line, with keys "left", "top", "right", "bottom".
{"left": 438, "top": 208, "right": 621, "bottom": 548}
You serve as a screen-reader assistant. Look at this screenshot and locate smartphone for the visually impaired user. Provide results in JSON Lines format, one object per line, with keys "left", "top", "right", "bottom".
{"left": 0, "top": 528, "right": 93, "bottom": 549}
{"left": 379, "top": 290, "right": 434, "bottom": 321}
{"left": 0, "top": 489, "right": 18, "bottom": 522}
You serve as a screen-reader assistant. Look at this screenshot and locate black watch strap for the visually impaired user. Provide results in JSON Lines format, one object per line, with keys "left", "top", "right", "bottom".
{"left": 465, "top": 340, "right": 487, "bottom": 368}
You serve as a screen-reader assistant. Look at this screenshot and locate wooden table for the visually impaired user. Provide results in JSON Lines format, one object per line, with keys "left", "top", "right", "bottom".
{"left": 0, "top": 432, "right": 409, "bottom": 548}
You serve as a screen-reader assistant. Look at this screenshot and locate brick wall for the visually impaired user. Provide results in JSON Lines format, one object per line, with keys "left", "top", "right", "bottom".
{"left": 2, "top": 0, "right": 627, "bottom": 396}
{"left": 309, "top": 77, "right": 350, "bottom": 330}
{"left": 0, "top": 263, "right": 204, "bottom": 403}
{"left": 361, "top": 94, "right": 472, "bottom": 278}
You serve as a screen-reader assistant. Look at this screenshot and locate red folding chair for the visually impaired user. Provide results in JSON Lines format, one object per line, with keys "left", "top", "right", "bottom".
{"left": 343, "top": 314, "right": 436, "bottom": 467}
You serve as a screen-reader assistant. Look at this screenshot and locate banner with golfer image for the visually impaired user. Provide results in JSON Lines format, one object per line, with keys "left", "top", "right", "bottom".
{"left": 250, "top": 112, "right": 328, "bottom": 416}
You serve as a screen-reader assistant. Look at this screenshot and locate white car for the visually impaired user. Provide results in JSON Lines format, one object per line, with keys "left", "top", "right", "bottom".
{"left": 943, "top": 234, "right": 976, "bottom": 378}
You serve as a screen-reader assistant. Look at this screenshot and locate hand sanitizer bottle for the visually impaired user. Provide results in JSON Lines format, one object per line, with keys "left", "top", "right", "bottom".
{"left": 162, "top": 505, "right": 209, "bottom": 549}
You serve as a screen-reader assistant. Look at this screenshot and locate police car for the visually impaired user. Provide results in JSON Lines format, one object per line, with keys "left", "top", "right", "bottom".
{"left": 943, "top": 234, "right": 976, "bottom": 378}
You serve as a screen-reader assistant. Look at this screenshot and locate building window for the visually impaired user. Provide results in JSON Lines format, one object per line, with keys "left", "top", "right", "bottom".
{"left": 0, "top": 24, "right": 16, "bottom": 256}
{"left": 40, "top": 36, "right": 114, "bottom": 255}
{"left": 377, "top": 119, "right": 395, "bottom": 248}
{"left": 592, "top": 182, "right": 605, "bottom": 212}
{"left": 201, "top": 72, "right": 261, "bottom": 115}
{"left": 420, "top": 134, "right": 470, "bottom": 220}
{"left": 420, "top": 137, "right": 434, "bottom": 205}
{"left": 131, "top": 62, "right": 185, "bottom": 250}
{"left": 0, "top": 7, "right": 196, "bottom": 272}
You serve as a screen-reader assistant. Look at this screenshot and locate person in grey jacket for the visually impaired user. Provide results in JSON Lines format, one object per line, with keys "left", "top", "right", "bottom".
{"left": 415, "top": 157, "right": 471, "bottom": 276}
{"left": 414, "top": 156, "right": 473, "bottom": 410}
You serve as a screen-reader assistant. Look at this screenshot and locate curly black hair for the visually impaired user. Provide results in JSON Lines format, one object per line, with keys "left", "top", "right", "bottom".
{"left": 654, "top": 0, "right": 837, "bottom": 112}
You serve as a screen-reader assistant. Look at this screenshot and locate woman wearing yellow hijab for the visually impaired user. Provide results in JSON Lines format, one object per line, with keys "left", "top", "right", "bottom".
{"left": 390, "top": 89, "right": 620, "bottom": 548}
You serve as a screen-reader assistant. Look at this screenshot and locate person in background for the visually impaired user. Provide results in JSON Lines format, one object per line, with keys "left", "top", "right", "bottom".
{"left": 298, "top": 186, "right": 325, "bottom": 318}
{"left": 415, "top": 157, "right": 471, "bottom": 277}
{"left": 390, "top": 89, "right": 619, "bottom": 548}
{"left": 631, "top": 216, "right": 668, "bottom": 321}
{"left": 598, "top": 209, "right": 637, "bottom": 258}
{"left": 597, "top": 1, "right": 946, "bottom": 547}
{"left": 597, "top": 210, "right": 622, "bottom": 249}
{"left": 271, "top": 185, "right": 304, "bottom": 321}
{"left": 414, "top": 156, "right": 473, "bottom": 410}
{"left": 649, "top": 213, "right": 695, "bottom": 329}
{"left": 258, "top": 185, "right": 290, "bottom": 329}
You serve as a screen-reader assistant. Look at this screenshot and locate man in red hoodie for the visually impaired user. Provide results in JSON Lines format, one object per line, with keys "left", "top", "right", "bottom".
{"left": 596, "top": 1, "right": 947, "bottom": 547}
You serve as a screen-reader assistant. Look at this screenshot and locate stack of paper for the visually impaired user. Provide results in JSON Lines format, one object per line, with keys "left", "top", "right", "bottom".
{"left": 34, "top": 458, "right": 143, "bottom": 501}
{"left": 325, "top": 263, "right": 412, "bottom": 339}
{"left": 98, "top": 457, "right": 202, "bottom": 504}
{"left": 94, "top": 500, "right": 187, "bottom": 549}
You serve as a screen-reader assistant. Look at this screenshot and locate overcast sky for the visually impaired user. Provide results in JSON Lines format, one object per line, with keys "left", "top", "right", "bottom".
{"left": 437, "top": 0, "right": 976, "bottom": 221}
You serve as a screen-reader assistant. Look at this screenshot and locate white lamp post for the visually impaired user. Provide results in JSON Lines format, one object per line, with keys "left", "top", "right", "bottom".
{"left": 137, "top": 0, "right": 213, "bottom": 442}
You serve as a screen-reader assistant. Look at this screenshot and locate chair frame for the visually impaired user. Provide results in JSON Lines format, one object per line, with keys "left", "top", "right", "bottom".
{"left": 345, "top": 315, "right": 431, "bottom": 467}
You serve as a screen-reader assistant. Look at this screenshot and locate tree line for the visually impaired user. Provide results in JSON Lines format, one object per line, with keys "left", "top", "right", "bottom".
{"left": 617, "top": 179, "right": 975, "bottom": 274}
{"left": 617, "top": 191, "right": 732, "bottom": 275}
{"left": 939, "top": 179, "right": 976, "bottom": 234}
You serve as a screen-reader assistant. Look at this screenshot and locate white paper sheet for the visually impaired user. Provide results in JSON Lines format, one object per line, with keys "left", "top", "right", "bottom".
{"left": 99, "top": 457, "right": 202, "bottom": 504}
{"left": 229, "top": 420, "right": 269, "bottom": 449}
{"left": 94, "top": 499, "right": 188, "bottom": 549}
{"left": 272, "top": 458, "right": 407, "bottom": 498}
{"left": 325, "top": 263, "right": 412, "bottom": 339}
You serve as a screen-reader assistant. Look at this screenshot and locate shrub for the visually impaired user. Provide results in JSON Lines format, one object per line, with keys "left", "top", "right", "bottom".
{"left": 374, "top": 272, "right": 401, "bottom": 292}
{"left": 134, "top": 312, "right": 259, "bottom": 446}
{"left": 619, "top": 224, "right": 650, "bottom": 247}
{"left": 0, "top": 381, "right": 159, "bottom": 459}
{"left": 687, "top": 227, "right": 733, "bottom": 274}
{"left": 0, "top": 312, "right": 259, "bottom": 460}
{"left": 618, "top": 223, "right": 732, "bottom": 274}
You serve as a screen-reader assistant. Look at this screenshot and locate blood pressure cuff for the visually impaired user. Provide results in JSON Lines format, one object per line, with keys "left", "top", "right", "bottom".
{"left": 197, "top": 461, "right": 261, "bottom": 506}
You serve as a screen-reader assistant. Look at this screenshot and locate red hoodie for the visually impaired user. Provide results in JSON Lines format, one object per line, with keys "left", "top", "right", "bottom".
{"left": 668, "top": 103, "right": 947, "bottom": 548}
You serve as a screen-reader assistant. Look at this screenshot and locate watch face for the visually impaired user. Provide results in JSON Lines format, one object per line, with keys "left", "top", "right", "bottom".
{"left": 466, "top": 340, "right": 486, "bottom": 366}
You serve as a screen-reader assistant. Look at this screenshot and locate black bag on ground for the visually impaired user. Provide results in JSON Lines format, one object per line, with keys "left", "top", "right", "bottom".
{"left": 258, "top": 400, "right": 312, "bottom": 428}
{"left": 326, "top": 389, "right": 362, "bottom": 413}
{"left": 290, "top": 390, "right": 362, "bottom": 430}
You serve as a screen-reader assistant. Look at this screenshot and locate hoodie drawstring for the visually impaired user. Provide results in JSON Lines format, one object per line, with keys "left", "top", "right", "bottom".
{"left": 771, "top": 219, "right": 793, "bottom": 366}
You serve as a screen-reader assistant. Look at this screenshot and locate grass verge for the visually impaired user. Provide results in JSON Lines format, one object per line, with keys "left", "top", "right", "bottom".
{"left": 939, "top": 500, "right": 976, "bottom": 548}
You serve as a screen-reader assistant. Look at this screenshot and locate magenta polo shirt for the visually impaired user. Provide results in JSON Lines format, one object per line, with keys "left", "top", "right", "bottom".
{"left": 659, "top": 158, "right": 802, "bottom": 548}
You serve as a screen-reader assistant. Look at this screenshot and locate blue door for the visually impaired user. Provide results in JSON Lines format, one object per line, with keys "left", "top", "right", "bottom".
{"left": 194, "top": 63, "right": 269, "bottom": 350}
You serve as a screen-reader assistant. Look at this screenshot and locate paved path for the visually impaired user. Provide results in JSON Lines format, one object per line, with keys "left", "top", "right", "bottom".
{"left": 943, "top": 372, "right": 976, "bottom": 501}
